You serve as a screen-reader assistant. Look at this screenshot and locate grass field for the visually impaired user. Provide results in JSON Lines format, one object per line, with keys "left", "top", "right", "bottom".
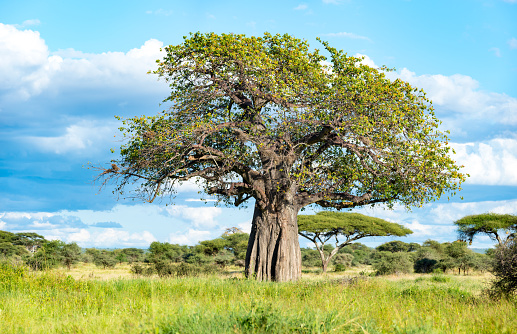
{"left": 1, "top": 262, "right": 516, "bottom": 333}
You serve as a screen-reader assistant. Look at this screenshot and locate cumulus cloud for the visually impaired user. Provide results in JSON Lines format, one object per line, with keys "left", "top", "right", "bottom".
{"left": 48, "top": 38, "right": 166, "bottom": 96}
{"left": 169, "top": 229, "right": 212, "bottom": 245}
{"left": 294, "top": 4, "right": 308, "bottom": 10}
{"left": 354, "top": 53, "right": 378, "bottom": 68}
{"left": 88, "top": 229, "right": 156, "bottom": 247}
{"left": 67, "top": 229, "right": 91, "bottom": 243}
{"left": 164, "top": 205, "right": 222, "bottom": 228}
{"left": 337, "top": 53, "right": 517, "bottom": 127}
{"left": 403, "top": 220, "right": 455, "bottom": 238}
{"left": 0, "top": 23, "right": 167, "bottom": 104}
{"left": 24, "top": 120, "right": 116, "bottom": 155}
{"left": 390, "top": 68, "right": 517, "bottom": 125}
{"left": 451, "top": 138, "right": 517, "bottom": 185}
{"left": 0, "top": 23, "right": 50, "bottom": 100}
{"left": 62, "top": 228, "right": 156, "bottom": 247}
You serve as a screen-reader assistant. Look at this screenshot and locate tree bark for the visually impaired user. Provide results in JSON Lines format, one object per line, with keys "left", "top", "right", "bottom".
{"left": 245, "top": 202, "right": 302, "bottom": 282}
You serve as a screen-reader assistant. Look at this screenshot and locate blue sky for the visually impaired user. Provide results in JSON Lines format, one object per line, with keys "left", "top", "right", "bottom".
{"left": 1, "top": 0, "right": 516, "bottom": 249}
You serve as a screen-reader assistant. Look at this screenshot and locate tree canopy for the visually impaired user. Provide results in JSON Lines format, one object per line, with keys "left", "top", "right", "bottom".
{"left": 98, "top": 32, "right": 466, "bottom": 281}
{"left": 298, "top": 211, "right": 412, "bottom": 272}
{"left": 455, "top": 213, "right": 517, "bottom": 245}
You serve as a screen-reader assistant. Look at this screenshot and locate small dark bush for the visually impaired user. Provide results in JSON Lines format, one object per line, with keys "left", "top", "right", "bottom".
{"left": 154, "top": 260, "right": 176, "bottom": 277}
{"left": 334, "top": 263, "right": 346, "bottom": 272}
{"left": 131, "top": 263, "right": 154, "bottom": 276}
{"left": 175, "top": 262, "right": 201, "bottom": 277}
{"left": 414, "top": 258, "right": 438, "bottom": 274}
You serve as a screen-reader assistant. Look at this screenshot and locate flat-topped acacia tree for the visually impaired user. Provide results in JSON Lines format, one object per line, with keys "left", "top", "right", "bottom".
{"left": 98, "top": 32, "right": 466, "bottom": 282}
{"left": 455, "top": 213, "right": 517, "bottom": 246}
{"left": 298, "top": 211, "right": 412, "bottom": 272}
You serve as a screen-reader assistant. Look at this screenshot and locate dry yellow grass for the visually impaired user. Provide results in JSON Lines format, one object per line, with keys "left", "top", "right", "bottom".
{"left": 53, "top": 262, "right": 135, "bottom": 280}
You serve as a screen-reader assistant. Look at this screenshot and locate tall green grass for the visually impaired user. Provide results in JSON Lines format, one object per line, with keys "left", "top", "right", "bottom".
{"left": 1, "top": 261, "right": 516, "bottom": 333}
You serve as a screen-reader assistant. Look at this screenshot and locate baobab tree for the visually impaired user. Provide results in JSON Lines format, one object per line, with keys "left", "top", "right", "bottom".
{"left": 97, "top": 32, "right": 466, "bottom": 282}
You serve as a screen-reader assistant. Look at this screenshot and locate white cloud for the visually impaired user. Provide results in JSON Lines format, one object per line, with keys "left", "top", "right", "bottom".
{"left": 44, "top": 227, "right": 157, "bottom": 247}
{"left": 90, "top": 229, "right": 156, "bottom": 247}
{"left": 67, "top": 229, "right": 91, "bottom": 243}
{"left": 0, "top": 23, "right": 167, "bottom": 104}
{"left": 391, "top": 68, "right": 517, "bottom": 124}
{"left": 321, "top": 32, "right": 371, "bottom": 41}
{"left": 237, "top": 220, "right": 252, "bottom": 234}
{"left": 322, "top": 0, "right": 344, "bottom": 4}
{"left": 25, "top": 120, "right": 115, "bottom": 155}
{"left": 32, "top": 221, "right": 57, "bottom": 228}
{"left": 169, "top": 229, "right": 212, "bottom": 245}
{"left": 175, "top": 177, "right": 206, "bottom": 192}
{"left": 294, "top": 4, "right": 308, "bottom": 10}
{"left": 165, "top": 205, "right": 222, "bottom": 228}
{"left": 451, "top": 138, "right": 517, "bottom": 185}
{"left": 508, "top": 37, "right": 517, "bottom": 49}
{"left": 354, "top": 53, "right": 378, "bottom": 68}
{"left": 403, "top": 220, "right": 454, "bottom": 237}
{"left": 0, "top": 23, "right": 50, "bottom": 100}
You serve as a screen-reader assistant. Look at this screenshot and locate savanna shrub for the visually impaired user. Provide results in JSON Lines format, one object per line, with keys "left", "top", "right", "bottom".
{"left": 488, "top": 240, "right": 517, "bottom": 299}
{"left": 334, "top": 263, "right": 346, "bottom": 272}
{"left": 131, "top": 263, "right": 154, "bottom": 276}
{"left": 373, "top": 252, "right": 413, "bottom": 276}
{"left": 154, "top": 260, "right": 176, "bottom": 277}
{"left": 332, "top": 253, "right": 354, "bottom": 269}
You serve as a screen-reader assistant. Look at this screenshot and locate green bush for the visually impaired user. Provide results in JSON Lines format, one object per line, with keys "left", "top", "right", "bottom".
{"left": 334, "top": 263, "right": 346, "bottom": 272}
{"left": 332, "top": 253, "right": 353, "bottom": 272}
{"left": 488, "top": 240, "right": 517, "bottom": 299}
{"left": 93, "top": 250, "right": 117, "bottom": 269}
{"left": 373, "top": 252, "right": 413, "bottom": 276}
{"left": 413, "top": 247, "right": 441, "bottom": 273}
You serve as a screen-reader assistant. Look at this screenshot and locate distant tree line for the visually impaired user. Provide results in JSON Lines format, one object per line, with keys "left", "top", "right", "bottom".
{"left": 2, "top": 211, "right": 516, "bottom": 297}
{"left": 0, "top": 228, "right": 497, "bottom": 276}
{"left": 299, "top": 239, "right": 491, "bottom": 275}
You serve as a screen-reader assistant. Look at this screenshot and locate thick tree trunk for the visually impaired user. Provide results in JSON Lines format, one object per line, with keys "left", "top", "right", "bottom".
{"left": 245, "top": 202, "right": 302, "bottom": 282}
